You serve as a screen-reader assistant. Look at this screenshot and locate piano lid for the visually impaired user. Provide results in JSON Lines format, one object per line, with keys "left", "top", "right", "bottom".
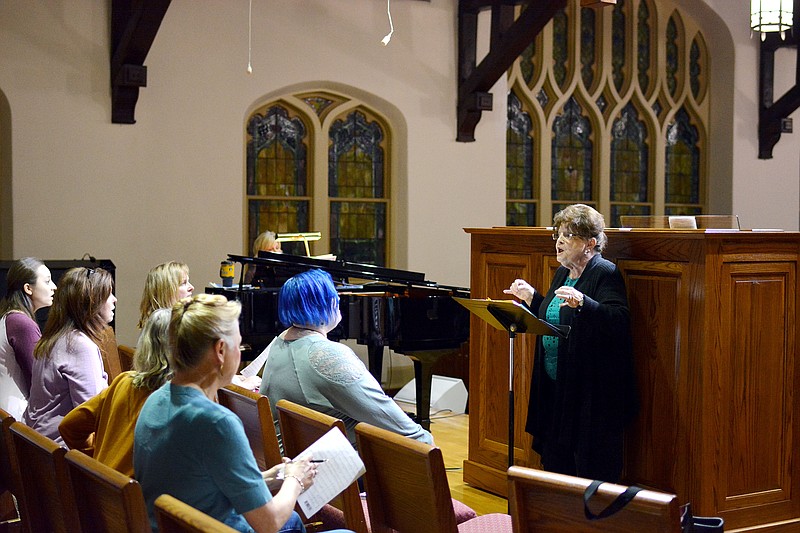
{"left": 229, "top": 251, "right": 434, "bottom": 287}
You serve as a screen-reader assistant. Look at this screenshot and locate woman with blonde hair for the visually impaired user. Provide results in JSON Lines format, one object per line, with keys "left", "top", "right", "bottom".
{"left": 24, "top": 267, "right": 115, "bottom": 442}
{"left": 137, "top": 261, "right": 193, "bottom": 328}
{"left": 245, "top": 230, "right": 282, "bottom": 285}
{"left": 134, "top": 294, "right": 339, "bottom": 533}
{"left": 59, "top": 308, "right": 172, "bottom": 475}
{"left": 0, "top": 257, "right": 56, "bottom": 418}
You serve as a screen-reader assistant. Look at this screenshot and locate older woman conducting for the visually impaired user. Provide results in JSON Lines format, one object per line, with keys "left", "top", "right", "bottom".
{"left": 260, "top": 269, "right": 432, "bottom": 448}
{"left": 504, "top": 204, "right": 637, "bottom": 483}
{"left": 134, "top": 294, "right": 335, "bottom": 533}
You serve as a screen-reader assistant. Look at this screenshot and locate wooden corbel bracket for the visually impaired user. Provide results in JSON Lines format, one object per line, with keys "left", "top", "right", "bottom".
{"left": 110, "top": 0, "right": 171, "bottom": 124}
{"left": 758, "top": 27, "right": 800, "bottom": 159}
{"left": 457, "top": 0, "right": 566, "bottom": 142}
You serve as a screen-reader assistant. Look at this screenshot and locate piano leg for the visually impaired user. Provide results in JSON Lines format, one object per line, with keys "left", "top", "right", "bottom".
{"left": 367, "top": 344, "right": 384, "bottom": 384}
{"left": 407, "top": 349, "right": 460, "bottom": 431}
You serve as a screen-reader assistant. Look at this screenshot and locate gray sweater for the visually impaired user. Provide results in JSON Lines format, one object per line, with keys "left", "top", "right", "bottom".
{"left": 260, "top": 332, "right": 433, "bottom": 449}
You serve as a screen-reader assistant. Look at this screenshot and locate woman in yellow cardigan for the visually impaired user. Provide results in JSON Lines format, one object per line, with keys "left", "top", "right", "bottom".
{"left": 59, "top": 308, "right": 171, "bottom": 476}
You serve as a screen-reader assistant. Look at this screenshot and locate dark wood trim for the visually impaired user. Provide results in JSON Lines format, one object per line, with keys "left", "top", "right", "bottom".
{"left": 457, "top": 0, "right": 567, "bottom": 142}
{"left": 110, "top": 0, "right": 171, "bottom": 124}
{"left": 758, "top": 0, "right": 800, "bottom": 158}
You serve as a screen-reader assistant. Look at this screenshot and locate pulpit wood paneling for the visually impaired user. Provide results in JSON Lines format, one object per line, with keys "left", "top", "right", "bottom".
{"left": 463, "top": 227, "right": 800, "bottom": 532}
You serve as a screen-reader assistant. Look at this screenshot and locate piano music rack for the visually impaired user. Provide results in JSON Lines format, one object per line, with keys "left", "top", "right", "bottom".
{"left": 274, "top": 232, "right": 321, "bottom": 257}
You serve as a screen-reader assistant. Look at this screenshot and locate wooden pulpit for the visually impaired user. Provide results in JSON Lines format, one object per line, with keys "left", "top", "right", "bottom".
{"left": 463, "top": 227, "right": 800, "bottom": 532}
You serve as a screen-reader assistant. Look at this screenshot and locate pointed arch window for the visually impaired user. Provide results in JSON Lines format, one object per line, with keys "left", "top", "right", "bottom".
{"left": 610, "top": 103, "right": 650, "bottom": 222}
{"left": 246, "top": 105, "right": 310, "bottom": 254}
{"left": 507, "top": 92, "right": 536, "bottom": 226}
{"left": 328, "top": 110, "right": 388, "bottom": 265}
{"left": 551, "top": 97, "right": 593, "bottom": 213}
{"left": 246, "top": 93, "right": 392, "bottom": 265}
{"left": 665, "top": 107, "right": 701, "bottom": 214}
{"left": 506, "top": 0, "right": 708, "bottom": 227}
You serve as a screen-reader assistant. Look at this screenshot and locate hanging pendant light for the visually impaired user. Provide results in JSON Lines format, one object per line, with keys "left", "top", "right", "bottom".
{"left": 580, "top": 0, "right": 616, "bottom": 6}
{"left": 751, "top": 0, "right": 794, "bottom": 41}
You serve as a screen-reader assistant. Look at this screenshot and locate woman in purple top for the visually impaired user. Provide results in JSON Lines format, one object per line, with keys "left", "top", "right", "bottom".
{"left": 24, "top": 267, "right": 115, "bottom": 442}
{"left": 0, "top": 257, "right": 56, "bottom": 419}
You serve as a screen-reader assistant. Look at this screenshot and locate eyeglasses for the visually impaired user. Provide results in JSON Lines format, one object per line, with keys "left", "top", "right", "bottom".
{"left": 85, "top": 268, "right": 96, "bottom": 278}
{"left": 552, "top": 232, "right": 580, "bottom": 241}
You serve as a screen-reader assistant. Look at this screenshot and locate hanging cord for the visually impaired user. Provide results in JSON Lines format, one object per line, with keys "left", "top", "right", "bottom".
{"left": 247, "top": 0, "right": 253, "bottom": 73}
{"left": 381, "top": 0, "right": 394, "bottom": 45}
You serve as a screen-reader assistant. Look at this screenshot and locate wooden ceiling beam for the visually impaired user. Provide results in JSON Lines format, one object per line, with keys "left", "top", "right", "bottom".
{"left": 457, "top": 0, "right": 566, "bottom": 142}
{"left": 110, "top": 0, "right": 171, "bottom": 124}
{"left": 757, "top": 2, "right": 800, "bottom": 159}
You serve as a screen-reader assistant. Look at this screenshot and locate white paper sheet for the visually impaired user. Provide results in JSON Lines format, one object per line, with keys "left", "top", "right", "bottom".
{"left": 239, "top": 337, "right": 276, "bottom": 378}
{"left": 291, "top": 427, "right": 366, "bottom": 518}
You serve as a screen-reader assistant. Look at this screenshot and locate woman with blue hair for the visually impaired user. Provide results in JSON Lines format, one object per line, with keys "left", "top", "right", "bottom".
{"left": 260, "top": 269, "right": 432, "bottom": 448}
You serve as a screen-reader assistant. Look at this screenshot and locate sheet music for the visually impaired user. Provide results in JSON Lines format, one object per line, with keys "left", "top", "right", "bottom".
{"left": 453, "top": 297, "right": 570, "bottom": 338}
{"left": 291, "top": 427, "right": 366, "bottom": 519}
{"left": 239, "top": 337, "right": 277, "bottom": 378}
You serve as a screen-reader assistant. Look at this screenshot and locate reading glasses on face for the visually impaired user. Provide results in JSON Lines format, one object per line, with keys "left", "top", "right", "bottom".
{"left": 552, "top": 232, "right": 579, "bottom": 241}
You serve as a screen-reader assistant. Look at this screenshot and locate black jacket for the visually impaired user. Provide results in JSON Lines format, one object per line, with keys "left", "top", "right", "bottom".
{"left": 525, "top": 254, "right": 639, "bottom": 455}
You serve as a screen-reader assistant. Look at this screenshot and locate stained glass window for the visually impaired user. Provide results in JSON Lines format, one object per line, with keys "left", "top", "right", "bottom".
{"left": 552, "top": 97, "right": 593, "bottom": 211}
{"left": 328, "top": 110, "right": 387, "bottom": 265}
{"left": 612, "top": 0, "right": 627, "bottom": 93}
{"left": 637, "top": 0, "right": 652, "bottom": 94}
{"left": 246, "top": 94, "right": 392, "bottom": 264}
{"left": 302, "top": 96, "right": 334, "bottom": 117}
{"left": 581, "top": 7, "right": 596, "bottom": 90}
{"left": 610, "top": 103, "right": 650, "bottom": 226}
{"left": 666, "top": 16, "right": 679, "bottom": 97}
{"left": 521, "top": 41, "right": 536, "bottom": 87}
{"left": 507, "top": 92, "right": 536, "bottom": 226}
{"left": 330, "top": 202, "right": 386, "bottom": 265}
{"left": 690, "top": 37, "right": 703, "bottom": 100}
{"left": 506, "top": 0, "right": 708, "bottom": 226}
{"left": 665, "top": 107, "right": 700, "bottom": 207}
{"left": 246, "top": 105, "right": 310, "bottom": 252}
{"left": 553, "top": 8, "right": 569, "bottom": 90}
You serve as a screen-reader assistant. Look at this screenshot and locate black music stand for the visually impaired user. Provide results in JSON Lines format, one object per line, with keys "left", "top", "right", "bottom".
{"left": 454, "top": 298, "right": 569, "bottom": 469}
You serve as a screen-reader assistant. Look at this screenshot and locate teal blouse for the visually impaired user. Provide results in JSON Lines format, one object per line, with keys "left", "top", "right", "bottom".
{"left": 542, "top": 276, "right": 579, "bottom": 380}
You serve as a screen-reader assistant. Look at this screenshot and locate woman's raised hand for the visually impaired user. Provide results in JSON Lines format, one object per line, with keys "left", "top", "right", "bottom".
{"left": 504, "top": 279, "right": 535, "bottom": 306}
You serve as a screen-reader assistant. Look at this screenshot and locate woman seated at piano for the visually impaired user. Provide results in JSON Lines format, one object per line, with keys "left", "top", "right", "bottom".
{"left": 134, "top": 294, "right": 336, "bottom": 533}
{"left": 137, "top": 261, "right": 194, "bottom": 329}
{"left": 260, "top": 269, "right": 433, "bottom": 449}
{"left": 245, "top": 230, "right": 282, "bottom": 285}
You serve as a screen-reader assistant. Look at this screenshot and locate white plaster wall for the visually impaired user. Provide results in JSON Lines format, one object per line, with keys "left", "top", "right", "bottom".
{"left": 694, "top": 0, "right": 800, "bottom": 230}
{"left": 0, "top": 0, "right": 797, "bottom": 350}
{"left": 0, "top": 0, "right": 504, "bottom": 346}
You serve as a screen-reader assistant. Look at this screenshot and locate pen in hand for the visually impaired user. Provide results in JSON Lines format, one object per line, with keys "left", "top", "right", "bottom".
{"left": 273, "top": 458, "right": 326, "bottom": 480}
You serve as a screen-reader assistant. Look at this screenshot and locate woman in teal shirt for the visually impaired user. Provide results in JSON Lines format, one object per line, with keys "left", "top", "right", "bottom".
{"left": 134, "top": 294, "right": 339, "bottom": 533}
{"left": 505, "top": 204, "right": 638, "bottom": 483}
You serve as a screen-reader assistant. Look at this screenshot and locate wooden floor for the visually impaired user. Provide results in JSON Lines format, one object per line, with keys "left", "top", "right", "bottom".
{"left": 427, "top": 412, "right": 508, "bottom": 516}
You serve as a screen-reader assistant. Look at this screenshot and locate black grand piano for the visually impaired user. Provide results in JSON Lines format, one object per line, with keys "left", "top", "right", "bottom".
{"left": 207, "top": 252, "right": 470, "bottom": 430}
